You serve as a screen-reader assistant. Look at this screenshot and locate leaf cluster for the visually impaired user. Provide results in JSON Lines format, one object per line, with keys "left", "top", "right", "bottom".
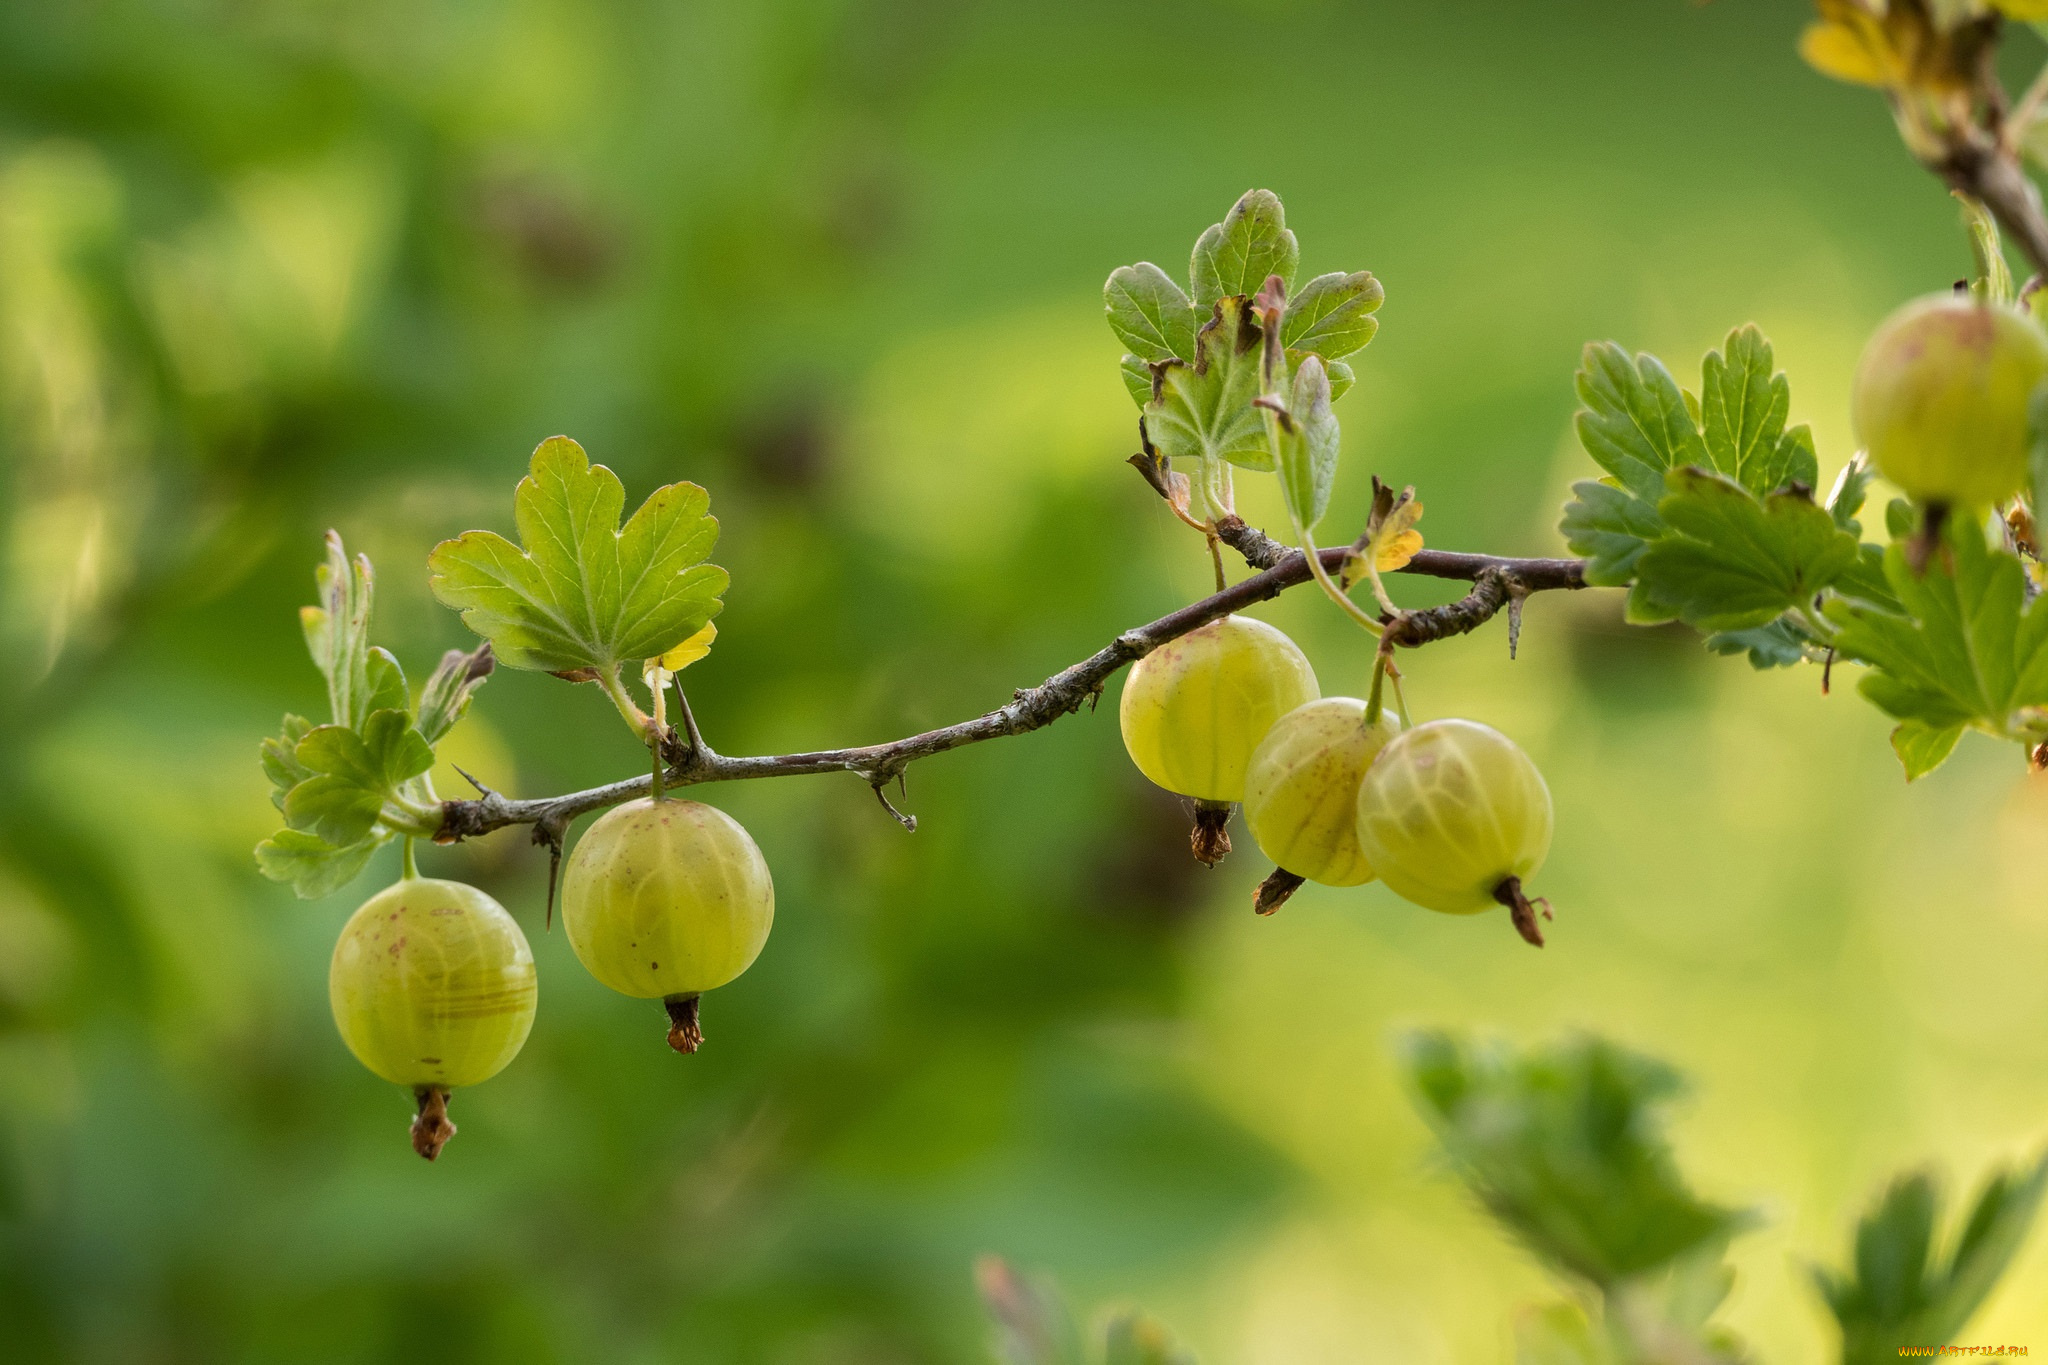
{"left": 256, "top": 533, "right": 493, "bottom": 897}
{"left": 1546, "top": 322, "right": 2048, "bottom": 780}
{"left": 1402, "top": 1031, "right": 1749, "bottom": 1291}
{"left": 1558, "top": 325, "right": 1873, "bottom": 638}
{"left": 1105, "top": 190, "right": 1380, "bottom": 515}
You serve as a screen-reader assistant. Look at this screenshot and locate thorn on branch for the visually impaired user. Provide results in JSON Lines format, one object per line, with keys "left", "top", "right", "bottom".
{"left": 534, "top": 819, "right": 567, "bottom": 928}
{"left": 453, "top": 764, "right": 494, "bottom": 796}
{"left": 1506, "top": 589, "right": 1526, "bottom": 660}
{"left": 869, "top": 773, "right": 918, "bottom": 831}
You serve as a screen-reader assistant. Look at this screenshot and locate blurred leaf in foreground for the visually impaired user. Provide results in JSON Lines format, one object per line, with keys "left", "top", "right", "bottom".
{"left": 1402, "top": 1030, "right": 1751, "bottom": 1290}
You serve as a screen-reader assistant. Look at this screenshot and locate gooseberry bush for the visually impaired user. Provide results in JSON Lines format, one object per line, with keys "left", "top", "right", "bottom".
{"left": 252, "top": 24, "right": 2048, "bottom": 1328}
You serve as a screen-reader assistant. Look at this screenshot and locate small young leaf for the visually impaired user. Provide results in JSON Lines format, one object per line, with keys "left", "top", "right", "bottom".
{"left": 1635, "top": 470, "right": 1860, "bottom": 634}
{"left": 365, "top": 646, "right": 408, "bottom": 720}
{"left": 1272, "top": 356, "right": 1340, "bottom": 535}
{"left": 255, "top": 828, "right": 383, "bottom": 900}
{"left": 1105, "top": 262, "right": 1198, "bottom": 363}
{"left": 300, "top": 531, "right": 376, "bottom": 729}
{"left": 1960, "top": 193, "right": 2015, "bottom": 306}
{"left": 283, "top": 709, "right": 435, "bottom": 847}
{"left": 414, "top": 642, "right": 495, "bottom": 745}
{"left": 1827, "top": 453, "right": 1875, "bottom": 535}
{"left": 1190, "top": 189, "right": 1298, "bottom": 308}
{"left": 1281, "top": 270, "right": 1383, "bottom": 360}
{"left": 428, "top": 435, "right": 729, "bottom": 675}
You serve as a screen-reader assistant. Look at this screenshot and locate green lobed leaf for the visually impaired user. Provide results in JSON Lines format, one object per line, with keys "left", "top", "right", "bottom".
{"left": 1698, "top": 325, "right": 1818, "bottom": 495}
{"left": 428, "top": 435, "right": 729, "bottom": 675}
{"left": 1559, "top": 328, "right": 1822, "bottom": 600}
{"left": 1634, "top": 470, "right": 1860, "bottom": 634}
{"left": 255, "top": 828, "right": 383, "bottom": 900}
{"left": 1104, "top": 262, "right": 1198, "bottom": 364}
{"left": 1827, "top": 515, "right": 2048, "bottom": 768}
{"left": 1143, "top": 297, "right": 1274, "bottom": 472}
{"left": 1190, "top": 189, "right": 1298, "bottom": 308}
{"left": 300, "top": 530, "right": 376, "bottom": 730}
{"left": 1574, "top": 341, "right": 1703, "bottom": 497}
{"left": 283, "top": 708, "right": 434, "bottom": 847}
{"left": 414, "top": 642, "right": 495, "bottom": 745}
{"left": 1403, "top": 1031, "right": 1750, "bottom": 1290}
{"left": 1280, "top": 270, "right": 1383, "bottom": 360}
{"left": 1273, "top": 355, "right": 1339, "bottom": 535}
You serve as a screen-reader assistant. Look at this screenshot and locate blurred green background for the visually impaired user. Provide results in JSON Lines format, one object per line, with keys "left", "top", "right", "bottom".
{"left": 2, "top": 1, "right": 2044, "bottom": 1361}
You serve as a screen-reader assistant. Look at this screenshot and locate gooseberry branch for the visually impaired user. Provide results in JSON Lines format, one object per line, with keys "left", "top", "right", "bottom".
{"left": 433, "top": 529, "right": 1588, "bottom": 849}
